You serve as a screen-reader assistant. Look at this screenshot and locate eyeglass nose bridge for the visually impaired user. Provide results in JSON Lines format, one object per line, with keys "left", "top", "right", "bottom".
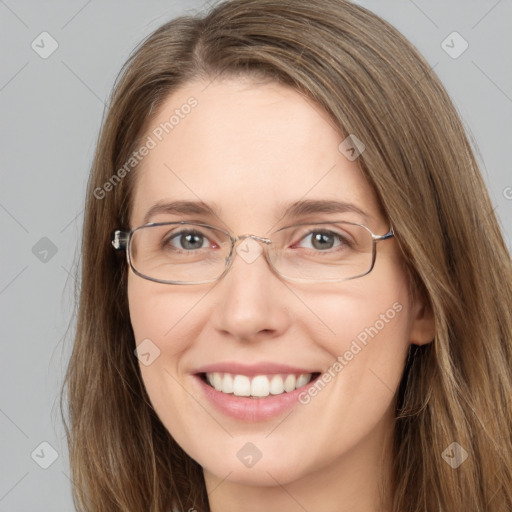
{"left": 223, "top": 233, "right": 273, "bottom": 269}
{"left": 233, "top": 234, "right": 272, "bottom": 245}
{"left": 230, "top": 233, "right": 272, "bottom": 255}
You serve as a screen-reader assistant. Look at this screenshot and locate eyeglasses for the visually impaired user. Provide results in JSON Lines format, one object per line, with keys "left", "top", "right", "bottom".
{"left": 111, "top": 220, "right": 394, "bottom": 285}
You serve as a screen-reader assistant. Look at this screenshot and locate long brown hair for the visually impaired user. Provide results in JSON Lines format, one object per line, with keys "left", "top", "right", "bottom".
{"left": 60, "top": 0, "right": 512, "bottom": 510}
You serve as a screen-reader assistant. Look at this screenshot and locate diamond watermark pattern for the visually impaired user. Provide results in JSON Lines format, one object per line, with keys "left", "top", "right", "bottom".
{"left": 236, "top": 238, "right": 263, "bottom": 264}
{"left": 134, "top": 338, "right": 161, "bottom": 366}
{"left": 31, "top": 441, "right": 59, "bottom": 469}
{"left": 442, "top": 442, "right": 469, "bottom": 468}
{"left": 338, "top": 134, "right": 366, "bottom": 161}
{"left": 237, "top": 442, "right": 263, "bottom": 468}
{"left": 32, "top": 237, "right": 58, "bottom": 263}
{"left": 31, "top": 32, "right": 59, "bottom": 59}
{"left": 441, "top": 31, "right": 468, "bottom": 59}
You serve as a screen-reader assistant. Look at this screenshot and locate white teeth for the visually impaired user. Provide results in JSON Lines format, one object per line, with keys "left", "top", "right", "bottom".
{"left": 222, "top": 373, "right": 234, "bottom": 394}
{"left": 213, "top": 373, "right": 223, "bottom": 391}
{"left": 296, "top": 374, "right": 310, "bottom": 388}
{"left": 205, "top": 372, "right": 314, "bottom": 397}
{"left": 233, "top": 375, "right": 251, "bottom": 397}
{"left": 284, "top": 374, "right": 296, "bottom": 392}
{"left": 269, "top": 375, "right": 284, "bottom": 395}
{"left": 251, "top": 375, "right": 270, "bottom": 397}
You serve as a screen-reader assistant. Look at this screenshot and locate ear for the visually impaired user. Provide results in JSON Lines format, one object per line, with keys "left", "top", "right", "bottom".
{"left": 409, "top": 294, "right": 435, "bottom": 346}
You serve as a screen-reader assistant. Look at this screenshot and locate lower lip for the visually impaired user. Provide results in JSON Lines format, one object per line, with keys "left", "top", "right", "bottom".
{"left": 193, "top": 374, "right": 318, "bottom": 421}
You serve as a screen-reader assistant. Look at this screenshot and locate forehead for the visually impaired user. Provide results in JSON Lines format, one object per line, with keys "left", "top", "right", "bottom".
{"left": 130, "top": 78, "right": 382, "bottom": 230}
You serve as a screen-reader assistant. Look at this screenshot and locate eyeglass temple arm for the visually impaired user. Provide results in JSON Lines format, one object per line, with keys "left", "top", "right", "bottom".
{"left": 112, "top": 230, "right": 129, "bottom": 251}
{"left": 375, "top": 226, "right": 395, "bottom": 241}
{"left": 373, "top": 226, "right": 394, "bottom": 241}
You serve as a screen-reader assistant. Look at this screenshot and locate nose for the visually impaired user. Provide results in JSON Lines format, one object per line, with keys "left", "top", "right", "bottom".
{"left": 209, "top": 236, "right": 291, "bottom": 342}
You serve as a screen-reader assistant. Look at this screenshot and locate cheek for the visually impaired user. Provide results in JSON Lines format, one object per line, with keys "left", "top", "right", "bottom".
{"left": 296, "top": 267, "right": 413, "bottom": 413}
{"left": 127, "top": 275, "right": 199, "bottom": 403}
{"left": 302, "top": 267, "right": 412, "bottom": 360}
{"left": 127, "top": 275, "right": 204, "bottom": 352}
{"left": 280, "top": 275, "right": 412, "bottom": 468}
{"left": 127, "top": 276, "right": 211, "bottom": 446}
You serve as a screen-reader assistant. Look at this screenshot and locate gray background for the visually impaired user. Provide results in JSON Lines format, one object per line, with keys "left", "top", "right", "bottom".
{"left": 1, "top": 1, "right": 510, "bottom": 510}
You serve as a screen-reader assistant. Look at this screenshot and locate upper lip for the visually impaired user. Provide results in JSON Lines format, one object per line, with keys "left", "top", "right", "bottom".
{"left": 194, "top": 362, "right": 319, "bottom": 376}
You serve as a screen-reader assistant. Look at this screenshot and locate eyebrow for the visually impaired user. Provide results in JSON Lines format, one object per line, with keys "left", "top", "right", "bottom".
{"left": 279, "top": 199, "right": 369, "bottom": 221}
{"left": 142, "top": 198, "right": 369, "bottom": 226}
{"left": 143, "top": 200, "right": 220, "bottom": 225}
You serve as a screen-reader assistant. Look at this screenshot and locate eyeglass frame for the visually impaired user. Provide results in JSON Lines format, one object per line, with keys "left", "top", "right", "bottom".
{"left": 111, "top": 220, "right": 394, "bottom": 285}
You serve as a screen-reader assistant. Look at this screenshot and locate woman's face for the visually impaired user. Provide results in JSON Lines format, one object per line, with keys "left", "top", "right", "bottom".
{"left": 127, "top": 78, "right": 433, "bottom": 488}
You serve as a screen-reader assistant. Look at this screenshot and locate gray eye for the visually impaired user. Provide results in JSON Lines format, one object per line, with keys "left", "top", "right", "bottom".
{"left": 299, "top": 231, "right": 344, "bottom": 251}
{"left": 167, "top": 230, "right": 209, "bottom": 250}
{"left": 311, "top": 232, "right": 337, "bottom": 250}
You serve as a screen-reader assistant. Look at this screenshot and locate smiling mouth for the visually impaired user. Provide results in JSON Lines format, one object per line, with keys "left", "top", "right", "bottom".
{"left": 199, "top": 372, "right": 321, "bottom": 398}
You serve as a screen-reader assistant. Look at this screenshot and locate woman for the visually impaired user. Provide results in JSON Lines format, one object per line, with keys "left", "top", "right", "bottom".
{"left": 60, "top": 0, "right": 512, "bottom": 510}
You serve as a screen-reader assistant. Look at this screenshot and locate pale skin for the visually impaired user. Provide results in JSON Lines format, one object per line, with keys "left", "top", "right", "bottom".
{"left": 127, "top": 77, "right": 435, "bottom": 512}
